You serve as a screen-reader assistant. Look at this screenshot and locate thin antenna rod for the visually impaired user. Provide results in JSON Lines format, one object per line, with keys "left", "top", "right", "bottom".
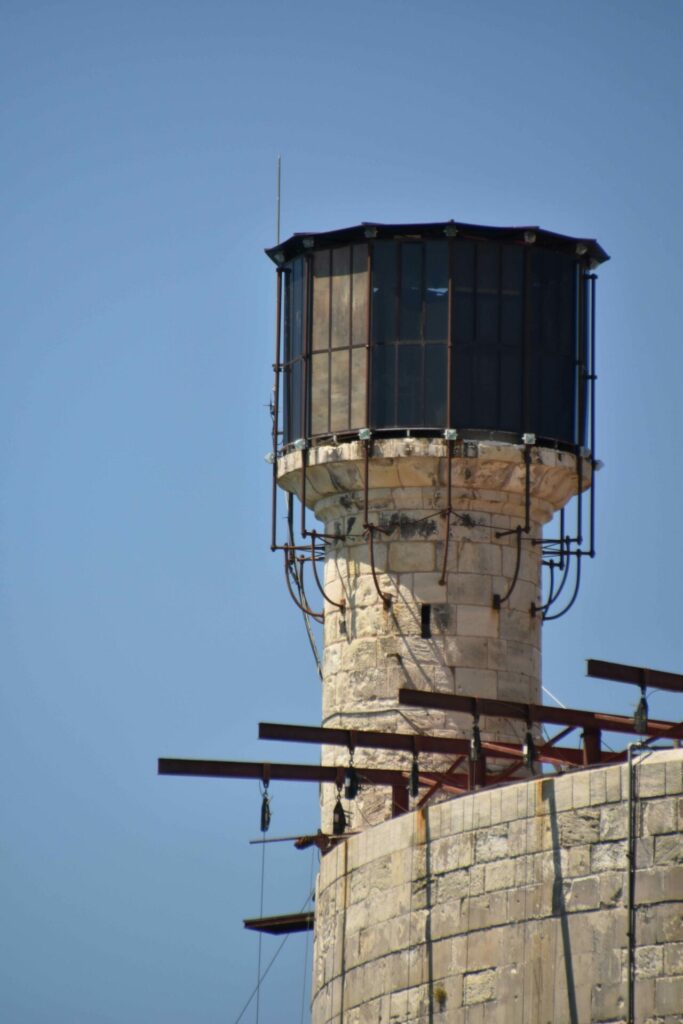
{"left": 276, "top": 155, "right": 281, "bottom": 244}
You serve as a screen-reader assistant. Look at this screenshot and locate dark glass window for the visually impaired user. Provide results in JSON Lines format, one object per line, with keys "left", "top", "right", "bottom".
{"left": 528, "top": 250, "right": 577, "bottom": 442}
{"left": 370, "top": 240, "right": 449, "bottom": 429}
{"left": 282, "top": 257, "right": 306, "bottom": 443}
{"left": 282, "top": 235, "right": 582, "bottom": 449}
{"left": 452, "top": 242, "right": 525, "bottom": 435}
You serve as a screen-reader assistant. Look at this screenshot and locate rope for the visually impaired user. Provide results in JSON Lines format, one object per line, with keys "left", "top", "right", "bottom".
{"left": 233, "top": 886, "right": 315, "bottom": 1024}
{"left": 255, "top": 813, "right": 267, "bottom": 1024}
{"left": 299, "top": 848, "right": 317, "bottom": 1024}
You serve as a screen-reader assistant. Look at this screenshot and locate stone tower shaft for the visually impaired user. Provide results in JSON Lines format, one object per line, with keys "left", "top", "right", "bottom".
{"left": 277, "top": 436, "right": 590, "bottom": 827}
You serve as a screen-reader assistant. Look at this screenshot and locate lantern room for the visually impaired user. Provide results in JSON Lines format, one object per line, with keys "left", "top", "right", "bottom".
{"left": 266, "top": 221, "right": 608, "bottom": 452}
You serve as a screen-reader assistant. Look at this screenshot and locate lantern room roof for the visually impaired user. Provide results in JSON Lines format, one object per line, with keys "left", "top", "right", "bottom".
{"left": 266, "top": 220, "right": 609, "bottom": 266}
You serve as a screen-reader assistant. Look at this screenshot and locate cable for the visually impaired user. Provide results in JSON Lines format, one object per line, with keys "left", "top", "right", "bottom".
{"left": 299, "top": 849, "right": 317, "bottom": 1024}
{"left": 233, "top": 886, "right": 315, "bottom": 1024}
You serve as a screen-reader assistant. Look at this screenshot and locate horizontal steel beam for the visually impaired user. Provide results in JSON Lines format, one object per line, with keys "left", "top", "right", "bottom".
{"left": 244, "top": 912, "right": 314, "bottom": 935}
{"left": 258, "top": 721, "right": 593, "bottom": 767}
{"left": 587, "top": 658, "right": 683, "bottom": 694}
{"left": 398, "top": 690, "right": 683, "bottom": 740}
{"left": 158, "top": 757, "right": 470, "bottom": 790}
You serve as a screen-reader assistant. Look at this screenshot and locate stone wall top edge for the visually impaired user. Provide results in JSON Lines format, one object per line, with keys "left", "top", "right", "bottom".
{"left": 278, "top": 437, "right": 589, "bottom": 477}
{"left": 316, "top": 749, "right": 682, "bottom": 889}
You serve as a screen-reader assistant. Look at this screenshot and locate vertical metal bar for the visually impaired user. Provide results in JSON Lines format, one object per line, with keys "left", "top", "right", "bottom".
{"left": 582, "top": 727, "right": 601, "bottom": 765}
{"left": 439, "top": 240, "right": 455, "bottom": 587}
{"left": 575, "top": 268, "right": 587, "bottom": 547}
{"left": 271, "top": 268, "right": 283, "bottom": 551}
{"left": 275, "top": 154, "right": 281, "bottom": 244}
{"left": 522, "top": 246, "right": 532, "bottom": 434}
{"left": 626, "top": 743, "right": 636, "bottom": 1024}
{"left": 300, "top": 255, "right": 312, "bottom": 538}
{"left": 589, "top": 273, "right": 597, "bottom": 558}
{"left": 365, "top": 244, "right": 372, "bottom": 429}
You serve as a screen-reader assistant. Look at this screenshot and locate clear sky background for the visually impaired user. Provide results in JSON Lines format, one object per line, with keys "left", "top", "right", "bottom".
{"left": 2, "top": 2, "right": 682, "bottom": 1022}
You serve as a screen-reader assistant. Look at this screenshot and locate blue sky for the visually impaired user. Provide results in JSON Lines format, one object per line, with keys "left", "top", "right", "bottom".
{"left": 1, "top": 2, "right": 682, "bottom": 1021}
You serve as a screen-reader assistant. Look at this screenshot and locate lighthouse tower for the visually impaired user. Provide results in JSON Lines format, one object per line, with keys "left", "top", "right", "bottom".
{"left": 266, "top": 221, "right": 608, "bottom": 831}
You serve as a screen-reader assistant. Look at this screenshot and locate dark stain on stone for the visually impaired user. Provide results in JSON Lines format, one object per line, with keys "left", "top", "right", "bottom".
{"left": 432, "top": 605, "right": 451, "bottom": 632}
{"left": 379, "top": 512, "right": 438, "bottom": 539}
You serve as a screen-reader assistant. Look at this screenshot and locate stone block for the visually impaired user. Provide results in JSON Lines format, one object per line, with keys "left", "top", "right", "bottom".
{"left": 654, "top": 834, "right": 682, "bottom": 866}
{"left": 558, "top": 807, "right": 601, "bottom": 845}
{"left": 599, "top": 871, "right": 624, "bottom": 908}
{"left": 485, "top": 859, "right": 516, "bottom": 892}
{"left": 590, "top": 978, "right": 627, "bottom": 1022}
{"left": 655, "top": 976, "right": 683, "bottom": 1015}
{"left": 389, "top": 542, "right": 435, "bottom": 573}
{"left": 636, "top": 866, "right": 683, "bottom": 904}
{"left": 591, "top": 840, "right": 629, "bottom": 872}
{"left": 636, "top": 944, "right": 664, "bottom": 977}
{"left": 463, "top": 969, "right": 496, "bottom": 1005}
{"left": 665, "top": 757, "right": 683, "bottom": 795}
{"left": 638, "top": 761, "right": 667, "bottom": 798}
{"left": 643, "top": 797, "right": 677, "bottom": 835}
{"left": 562, "top": 843, "right": 591, "bottom": 877}
{"left": 408, "top": 571, "right": 448, "bottom": 604}
{"left": 664, "top": 941, "right": 683, "bottom": 974}
{"left": 457, "top": 605, "right": 499, "bottom": 639}
{"left": 600, "top": 803, "right": 628, "bottom": 841}
{"left": 431, "top": 833, "right": 474, "bottom": 874}
{"left": 572, "top": 771, "right": 592, "bottom": 809}
{"left": 590, "top": 770, "right": 607, "bottom": 806}
{"left": 604, "top": 765, "right": 622, "bottom": 802}
{"left": 563, "top": 875, "right": 600, "bottom": 912}
{"left": 442, "top": 635, "right": 489, "bottom": 669}
{"left": 448, "top": 572, "right": 493, "bottom": 606}
{"left": 467, "top": 927, "right": 502, "bottom": 970}
{"left": 474, "top": 824, "right": 509, "bottom": 863}
{"left": 454, "top": 666, "right": 497, "bottom": 698}
{"left": 458, "top": 543, "right": 502, "bottom": 576}
{"left": 466, "top": 891, "right": 509, "bottom": 930}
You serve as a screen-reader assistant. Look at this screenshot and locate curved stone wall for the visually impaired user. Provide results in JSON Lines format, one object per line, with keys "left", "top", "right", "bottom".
{"left": 312, "top": 749, "right": 682, "bottom": 1024}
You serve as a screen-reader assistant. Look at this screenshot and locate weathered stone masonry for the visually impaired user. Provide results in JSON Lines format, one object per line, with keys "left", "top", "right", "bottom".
{"left": 312, "top": 749, "right": 683, "bottom": 1024}
{"left": 278, "top": 436, "right": 590, "bottom": 829}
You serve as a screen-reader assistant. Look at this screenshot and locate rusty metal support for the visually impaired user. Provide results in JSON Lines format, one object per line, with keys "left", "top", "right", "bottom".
{"left": 587, "top": 659, "right": 683, "bottom": 694}
{"left": 398, "top": 688, "right": 683, "bottom": 741}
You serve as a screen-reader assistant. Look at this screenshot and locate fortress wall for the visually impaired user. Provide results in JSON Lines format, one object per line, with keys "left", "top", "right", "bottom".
{"left": 311, "top": 748, "right": 683, "bottom": 1024}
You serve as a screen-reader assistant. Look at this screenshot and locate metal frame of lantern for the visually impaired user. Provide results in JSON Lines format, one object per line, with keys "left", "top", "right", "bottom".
{"left": 266, "top": 222, "right": 607, "bottom": 626}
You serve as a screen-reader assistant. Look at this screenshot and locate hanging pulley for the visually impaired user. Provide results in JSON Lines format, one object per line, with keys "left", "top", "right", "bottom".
{"left": 332, "top": 785, "right": 347, "bottom": 836}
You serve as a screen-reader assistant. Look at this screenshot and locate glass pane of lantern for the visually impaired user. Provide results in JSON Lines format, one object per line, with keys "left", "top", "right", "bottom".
{"left": 474, "top": 349, "right": 498, "bottom": 427}
{"left": 400, "top": 244, "right": 422, "bottom": 343}
{"left": 424, "top": 344, "right": 447, "bottom": 426}
{"left": 500, "top": 246, "right": 523, "bottom": 347}
{"left": 452, "top": 241, "right": 475, "bottom": 344}
{"left": 351, "top": 244, "right": 368, "bottom": 346}
{"left": 288, "top": 359, "right": 302, "bottom": 441}
{"left": 290, "top": 258, "right": 305, "bottom": 360}
{"left": 371, "top": 242, "right": 397, "bottom": 345}
{"left": 350, "top": 346, "right": 367, "bottom": 428}
{"left": 331, "top": 247, "right": 351, "bottom": 350}
{"left": 371, "top": 344, "right": 396, "bottom": 428}
{"left": 529, "top": 250, "right": 577, "bottom": 442}
{"left": 452, "top": 348, "right": 474, "bottom": 427}
{"left": 397, "top": 344, "right": 422, "bottom": 425}
{"left": 424, "top": 241, "right": 448, "bottom": 342}
{"left": 500, "top": 348, "right": 523, "bottom": 432}
{"left": 330, "top": 348, "right": 350, "bottom": 432}
{"left": 477, "top": 243, "right": 499, "bottom": 292}
{"left": 311, "top": 352, "right": 330, "bottom": 436}
{"left": 312, "top": 250, "right": 331, "bottom": 351}
{"left": 476, "top": 243, "right": 499, "bottom": 346}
